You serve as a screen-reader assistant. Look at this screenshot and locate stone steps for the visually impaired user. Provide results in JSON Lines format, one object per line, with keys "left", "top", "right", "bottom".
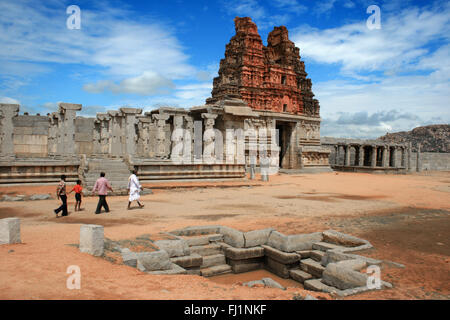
{"left": 310, "top": 250, "right": 326, "bottom": 262}
{"left": 201, "top": 253, "right": 226, "bottom": 268}
{"left": 300, "top": 258, "right": 325, "bottom": 278}
{"left": 200, "top": 264, "right": 232, "bottom": 277}
{"left": 289, "top": 269, "right": 313, "bottom": 284}
{"left": 183, "top": 234, "right": 224, "bottom": 246}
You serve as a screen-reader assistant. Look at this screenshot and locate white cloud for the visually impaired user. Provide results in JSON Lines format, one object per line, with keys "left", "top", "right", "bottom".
{"left": 0, "top": 97, "right": 20, "bottom": 104}
{"left": 0, "top": 0, "right": 196, "bottom": 96}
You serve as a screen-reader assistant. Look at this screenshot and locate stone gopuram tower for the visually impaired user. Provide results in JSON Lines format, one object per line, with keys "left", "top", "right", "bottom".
{"left": 206, "top": 17, "right": 320, "bottom": 117}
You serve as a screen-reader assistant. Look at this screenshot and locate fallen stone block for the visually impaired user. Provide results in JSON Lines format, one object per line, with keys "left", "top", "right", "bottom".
{"left": 322, "top": 263, "right": 368, "bottom": 290}
{"left": 171, "top": 253, "right": 203, "bottom": 268}
{"left": 184, "top": 233, "right": 223, "bottom": 246}
{"left": 268, "top": 231, "right": 323, "bottom": 252}
{"left": 224, "top": 246, "right": 264, "bottom": 260}
{"left": 261, "top": 278, "right": 286, "bottom": 290}
{"left": 220, "top": 226, "right": 245, "bottom": 248}
{"left": 137, "top": 250, "right": 172, "bottom": 271}
{"left": 201, "top": 254, "right": 226, "bottom": 268}
{"left": 335, "top": 259, "right": 367, "bottom": 271}
{"left": 321, "top": 250, "right": 355, "bottom": 266}
{"left": 262, "top": 245, "right": 300, "bottom": 264}
{"left": 79, "top": 224, "right": 104, "bottom": 256}
{"left": 243, "top": 280, "right": 265, "bottom": 288}
{"left": 147, "top": 263, "right": 187, "bottom": 275}
{"left": 0, "top": 218, "right": 21, "bottom": 245}
{"left": 185, "top": 267, "right": 201, "bottom": 275}
{"left": 289, "top": 269, "right": 313, "bottom": 283}
{"left": 264, "top": 256, "right": 298, "bottom": 279}
{"left": 154, "top": 239, "right": 190, "bottom": 258}
{"left": 121, "top": 248, "right": 138, "bottom": 267}
{"left": 190, "top": 243, "right": 222, "bottom": 256}
{"left": 243, "top": 228, "right": 274, "bottom": 248}
{"left": 300, "top": 258, "right": 325, "bottom": 278}
{"left": 1, "top": 195, "right": 24, "bottom": 202}
{"left": 201, "top": 264, "right": 232, "bottom": 277}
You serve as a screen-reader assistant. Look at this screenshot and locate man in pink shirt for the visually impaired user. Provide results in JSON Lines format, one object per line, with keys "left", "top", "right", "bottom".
{"left": 92, "top": 172, "right": 114, "bottom": 214}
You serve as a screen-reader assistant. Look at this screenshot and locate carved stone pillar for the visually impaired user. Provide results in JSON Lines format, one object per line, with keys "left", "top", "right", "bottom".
{"left": 371, "top": 145, "right": 377, "bottom": 167}
{"left": 201, "top": 113, "right": 218, "bottom": 164}
{"left": 358, "top": 145, "right": 364, "bottom": 167}
{"left": 153, "top": 113, "right": 170, "bottom": 159}
{"left": 48, "top": 113, "right": 60, "bottom": 156}
{"left": 344, "top": 145, "right": 351, "bottom": 166}
{"left": 58, "top": 103, "right": 82, "bottom": 157}
{"left": 184, "top": 117, "right": 194, "bottom": 163}
{"left": 120, "top": 108, "right": 142, "bottom": 157}
{"left": 416, "top": 143, "right": 422, "bottom": 172}
{"left": 401, "top": 146, "right": 406, "bottom": 168}
{"left": 171, "top": 115, "right": 185, "bottom": 162}
{"left": 334, "top": 145, "right": 339, "bottom": 165}
{"left": 381, "top": 146, "right": 388, "bottom": 168}
{"left": 97, "top": 113, "right": 111, "bottom": 155}
{"left": 0, "top": 104, "right": 19, "bottom": 158}
{"left": 107, "top": 110, "right": 124, "bottom": 157}
{"left": 92, "top": 120, "right": 102, "bottom": 155}
{"left": 391, "top": 146, "right": 397, "bottom": 168}
{"left": 408, "top": 142, "right": 412, "bottom": 171}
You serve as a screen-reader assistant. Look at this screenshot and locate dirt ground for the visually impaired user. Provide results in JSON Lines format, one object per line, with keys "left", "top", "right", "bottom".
{"left": 0, "top": 171, "right": 449, "bottom": 300}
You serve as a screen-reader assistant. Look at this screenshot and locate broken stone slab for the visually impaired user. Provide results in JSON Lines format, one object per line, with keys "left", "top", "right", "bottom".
{"left": 201, "top": 254, "right": 226, "bottom": 268}
{"left": 170, "top": 225, "right": 222, "bottom": 236}
{"left": 147, "top": 263, "right": 187, "bottom": 275}
{"left": 154, "top": 239, "right": 190, "bottom": 258}
{"left": 137, "top": 250, "right": 172, "bottom": 271}
{"left": 79, "top": 224, "right": 104, "bottom": 256}
{"left": 220, "top": 226, "right": 245, "bottom": 248}
{"left": 0, "top": 218, "right": 21, "bottom": 245}
{"left": 243, "top": 228, "right": 274, "bottom": 248}
{"left": 201, "top": 264, "right": 232, "bottom": 277}
{"left": 190, "top": 243, "right": 222, "bottom": 256}
{"left": 300, "top": 258, "right": 325, "bottom": 278}
{"left": 262, "top": 245, "right": 300, "bottom": 264}
{"left": 1, "top": 195, "right": 24, "bottom": 202}
{"left": 320, "top": 250, "right": 355, "bottom": 266}
{"left": 310, "top": 250, "right": 326, "bottom": 262}
{"left": 264, "top": 256, "right": 298, "bottom": 279}
{"left": 243, "top": 280, "right": 265, "bottom": 288}
{"left": 304, "top": 279, "right": 340, "bottom": 294}
{"left": 289, "top": 269, "right": 313, "bottom": 284}
{"left": 321, "top": 262, "right": 368, "bottom": 290}
{"left": 296, "top": 250, "right": 312, "bottom": 259}
{"left": 267, "top": 231, "right": 323, "bottom": 252}
{"left": 170, "top": 253, "right": 203, "bottom": 268}
{"left": 224, "top": 246, "right": 264, "bottom": 260}
{"left": 29, "top": 194, "right": 52, "bottom": 201}
{"left": 322, "top": 230, "right": 367, "bottom": 247}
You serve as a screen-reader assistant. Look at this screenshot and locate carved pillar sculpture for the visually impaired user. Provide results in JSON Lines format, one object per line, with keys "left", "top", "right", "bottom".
{"left": 0, "top": 104, "right": 19, "bottom": 158}
{"left": 120, "top": 108, "right": 142, "bottom": 157}
{"left": 152, "top": 113, "right": 170, "bottom": 159}
{"left": 334, "top": 145, "right": 339, "bottom": 165}
{"left": 184, "top": 116, "right": 194, "bottom": 163}
{"left": 92, "top": 120, "right": 102, "bottom": 155}
{"left": 382, "top": 146, "right": 388, "bottom": 168}
{"left": 47, "top": 114, "right": 59, "bottom": 156}
{"left": 201, "top": 113, "right": 218, "bottom": 164}
{"left": 391, "top": 147, "right": 397, "bottom": 168}
{"left": 107, "top": 110, "right": 124, "bottom": 157}
{"left": 97, "top": 113, "right": 111, "bottom": 155}
{"left": 171, "top": 115, "right": 185, "bottom": 162}
{"left": 408, "top": 142, "right": 412, "bottom": 172}
{"left": 58, "top": 103, "right": 82, "bottom": 157}
{"left": 401, "top": 146, "right": 406, "bottom": 168}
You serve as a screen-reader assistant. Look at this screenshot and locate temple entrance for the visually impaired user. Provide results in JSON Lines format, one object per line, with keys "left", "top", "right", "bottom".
{"left": 276, "top": 122, "right": 291, "bottom": 169}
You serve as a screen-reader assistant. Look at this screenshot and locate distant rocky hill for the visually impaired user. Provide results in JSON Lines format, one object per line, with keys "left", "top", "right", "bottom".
{"left": 378, "top": 124, "right": 450, "bottom": 152}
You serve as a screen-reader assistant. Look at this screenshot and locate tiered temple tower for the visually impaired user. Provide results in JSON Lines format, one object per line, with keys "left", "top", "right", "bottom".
{"left": 206, "top": 17, "right": 320, "bottom": 117}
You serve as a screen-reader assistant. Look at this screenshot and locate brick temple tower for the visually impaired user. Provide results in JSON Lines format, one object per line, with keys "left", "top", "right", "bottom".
{"left": 206, "top": 17, "right": 320, "bottom": 117}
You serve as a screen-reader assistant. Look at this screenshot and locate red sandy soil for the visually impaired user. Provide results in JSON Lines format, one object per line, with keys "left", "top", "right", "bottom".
{"left": 0, "top": 171, "right": 449, "bottom": 300}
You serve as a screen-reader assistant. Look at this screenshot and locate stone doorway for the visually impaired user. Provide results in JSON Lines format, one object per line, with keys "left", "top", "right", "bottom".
{"left": 276, "top": 122, "right": 292, "bottom": 169}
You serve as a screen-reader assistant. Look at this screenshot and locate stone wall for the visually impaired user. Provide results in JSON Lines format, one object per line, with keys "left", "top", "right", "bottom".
{"left": 410, "top": 152, "right": 450, "bottom": 171}
{"left": 12, "top": 115, "right": 49, "bottom": 157}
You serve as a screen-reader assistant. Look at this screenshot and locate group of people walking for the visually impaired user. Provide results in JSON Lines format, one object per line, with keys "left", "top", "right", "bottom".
{"left": 54, "top": 170, "right": 144, "bottom": 217}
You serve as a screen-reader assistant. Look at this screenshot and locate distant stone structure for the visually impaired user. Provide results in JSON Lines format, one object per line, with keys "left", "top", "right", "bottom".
{"left": 0, "top": 17, "right": 331, "bottom": 190}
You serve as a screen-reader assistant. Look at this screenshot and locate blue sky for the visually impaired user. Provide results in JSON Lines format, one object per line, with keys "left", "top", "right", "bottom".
{"left": 0, "top": 0, "right": 449, "bottom": 138}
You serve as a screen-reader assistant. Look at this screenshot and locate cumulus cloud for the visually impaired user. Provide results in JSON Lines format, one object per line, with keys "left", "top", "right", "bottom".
{"left": 0, "top": 97, "right": 20, "bottom": 104}
{"left": 0, "top": 0, "right": 195, "bottom": 96}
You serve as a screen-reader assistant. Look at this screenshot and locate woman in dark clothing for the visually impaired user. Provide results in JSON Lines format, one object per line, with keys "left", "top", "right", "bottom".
{"left": 54, "top": 175, "right": 68, "bottom": 217}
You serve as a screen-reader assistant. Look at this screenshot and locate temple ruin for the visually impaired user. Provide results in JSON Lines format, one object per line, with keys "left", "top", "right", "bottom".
{"left": 0, "top": 17, "right": 331, "bottom": 190}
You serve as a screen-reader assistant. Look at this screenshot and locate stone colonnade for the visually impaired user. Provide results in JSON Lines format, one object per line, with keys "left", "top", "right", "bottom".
{"left": 333, "top": 143, "right": 410, "bottom": 170}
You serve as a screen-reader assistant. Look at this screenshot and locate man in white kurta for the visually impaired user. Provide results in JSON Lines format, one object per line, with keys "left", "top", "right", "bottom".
{"left": 127, "top": 170, "right": 144, "bottom": 209}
